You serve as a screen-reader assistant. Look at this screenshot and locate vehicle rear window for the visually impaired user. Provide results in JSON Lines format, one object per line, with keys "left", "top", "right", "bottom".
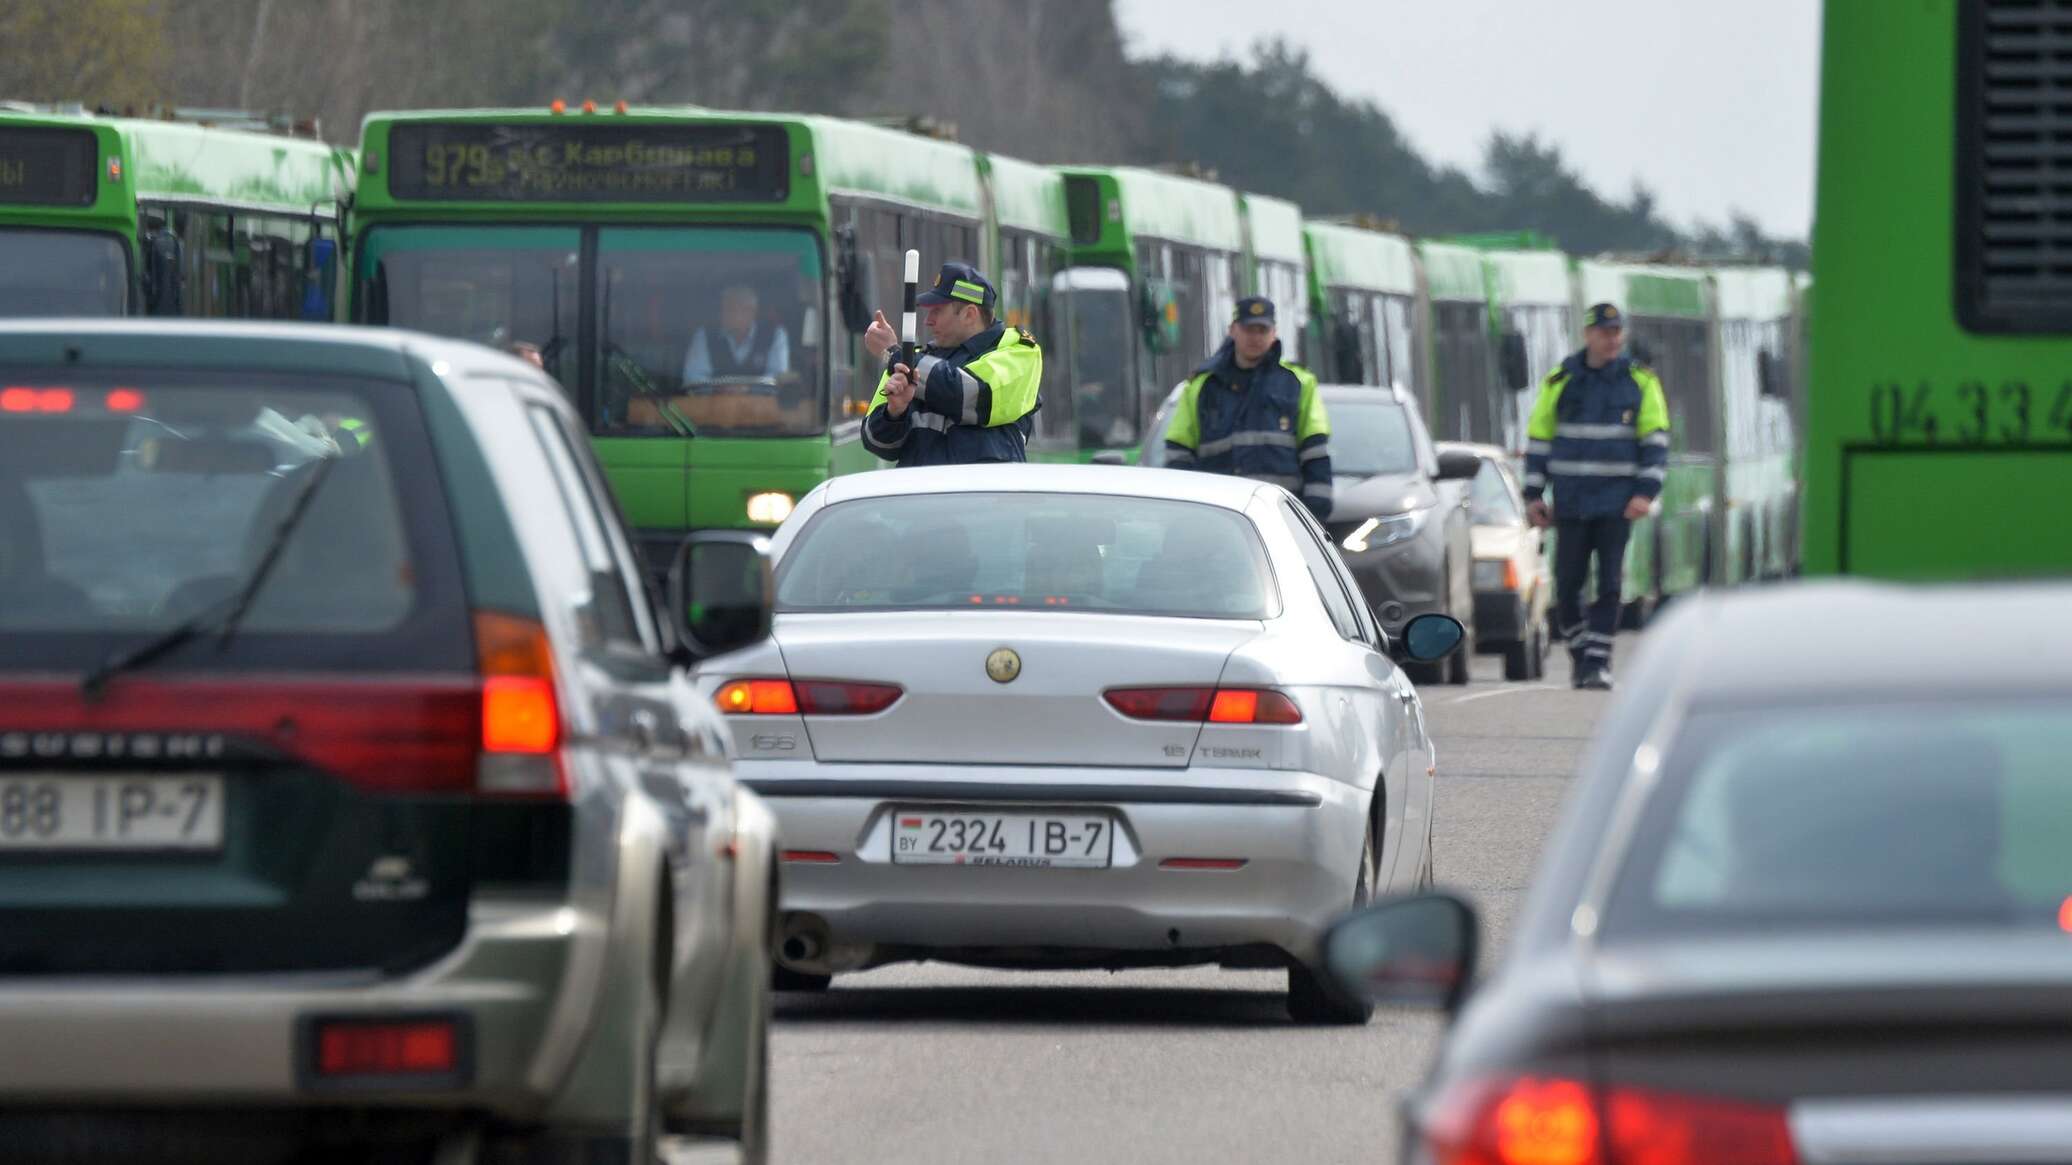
{"left": 0, "top": 370, "right": 470, "bottom": 670}
{"left": 776, "top": 492, "right": 1277, "bottom": 619}
{"left": 1332, "top": 401, "right": 1420, "bottom": 477}
{"left": 1602, "top": 699, "right": 2072, "bottom": 939}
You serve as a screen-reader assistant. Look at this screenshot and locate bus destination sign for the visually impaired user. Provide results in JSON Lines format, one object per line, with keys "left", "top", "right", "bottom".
{"left": 387, "top": 122, "right": 789, "bottom": 203}
{"left": 0, "top": 127, "right": 99, "bottom": 207}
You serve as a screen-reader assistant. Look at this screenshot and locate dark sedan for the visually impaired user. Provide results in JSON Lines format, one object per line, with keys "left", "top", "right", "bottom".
{"left": 1319, "top": 580, "right": 2072, "bottom": 1163}
{"left": 1144, "top": 383, "right": 1480, "bottom": 684}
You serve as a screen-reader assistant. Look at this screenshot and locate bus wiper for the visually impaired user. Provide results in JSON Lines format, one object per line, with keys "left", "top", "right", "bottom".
{"left": 81, "top": 456, "right": 337, "bottom": 701}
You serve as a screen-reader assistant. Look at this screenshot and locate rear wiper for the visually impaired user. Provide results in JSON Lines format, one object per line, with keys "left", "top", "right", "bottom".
{"left": 81, "top": 457, "right": 337, "bottom": 701}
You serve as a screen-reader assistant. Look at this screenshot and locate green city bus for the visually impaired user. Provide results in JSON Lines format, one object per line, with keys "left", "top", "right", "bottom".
{"left": 1805, "top": 0, "right": 2072, "bottom": 578}
{"left": 1239, "top": 191, "right": 1310, "bottom": 364}
{"left": 1302, "top": 220, "right": 1422, "bottom": 397}
{"left": 1055, "top": 165, "right": 1249, "bottom": 460}
{"left": 1, "top": 107, "right": 353, "bottom": 321}
{"left": 1419, "top": 239, "right": 1505, "bottom": 446}
{"left": 1476, "top": 245, "right": 1576, "bottom": 455}
{"left": 1575, "top": 259, "right": 1717, "bottom": 617}
{"left": 349, "top": 107, "right": 1068, "bottom": 560}
{"left": 1712, "top": 265, "right": 1802, "bottom": 583}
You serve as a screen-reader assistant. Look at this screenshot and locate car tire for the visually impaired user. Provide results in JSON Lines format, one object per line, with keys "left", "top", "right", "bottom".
{"left": 1445, "top": 641, "right": 1471, "bottom": 685}
{"left": 1287, "top": 818, "right": 1377, "bottom": 1026}
{"left": 1502, "top": 638, "right": 1531, "bottom": 681}
{"left": 773, "top": 965, "right": 832, "bottom": 993}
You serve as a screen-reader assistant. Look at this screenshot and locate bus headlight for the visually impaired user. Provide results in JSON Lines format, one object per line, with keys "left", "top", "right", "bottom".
{"left": 745, "top": 491, "right": 795, "bottom": 525}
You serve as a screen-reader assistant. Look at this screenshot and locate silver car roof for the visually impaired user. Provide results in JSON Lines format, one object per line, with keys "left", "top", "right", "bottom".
{"left": 1663, "top": 579, "right": 2072, "bottom": 701}
{"left": 817, "top": 463, "right": 1275, "bottom": 511}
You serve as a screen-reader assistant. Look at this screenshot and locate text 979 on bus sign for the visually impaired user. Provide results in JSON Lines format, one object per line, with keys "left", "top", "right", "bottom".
{"left": 386, "top": 122, "right": 789, "bottom": 204}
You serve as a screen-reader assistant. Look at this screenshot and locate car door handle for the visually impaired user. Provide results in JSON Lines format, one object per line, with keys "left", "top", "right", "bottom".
{"left": 1397, "top": 690, "right": 1417, "bottom": 705}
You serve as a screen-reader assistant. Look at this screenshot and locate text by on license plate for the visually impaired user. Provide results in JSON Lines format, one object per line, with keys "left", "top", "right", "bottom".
{"left": 893, "top": 810, "right": 1113, "bottom": 869}
{"left": 0, "top": 774, "right": 225, "bottom": 851}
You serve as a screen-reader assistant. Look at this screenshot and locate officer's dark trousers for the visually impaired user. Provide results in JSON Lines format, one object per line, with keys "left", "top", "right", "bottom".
{"left": 1553, "top": 516, "right": 1631, "bottom": 672}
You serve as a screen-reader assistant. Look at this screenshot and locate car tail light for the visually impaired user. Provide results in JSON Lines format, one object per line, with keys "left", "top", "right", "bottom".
{"left": 1104, "top": 686, "right": 1303, "bottom": 725}
{"left": 313, "top": 1017, "right": 461, "bottom": 1079}
{"left": 1423, "top": 1077, "right": 1796, "bottom": 1165}
{"left": 715, "top": 678, "right": 902, "bottom": 716}
{"left": 473, "top": 612, "right": 566, "bottom": 798}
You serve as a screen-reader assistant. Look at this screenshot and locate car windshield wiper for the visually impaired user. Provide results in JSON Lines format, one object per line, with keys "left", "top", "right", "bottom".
{"left": 81, "top": 456, "right": 337, "bottom": 701}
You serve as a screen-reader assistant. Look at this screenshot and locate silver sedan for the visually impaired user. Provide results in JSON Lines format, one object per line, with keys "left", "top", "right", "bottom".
{"left": 694, "top": 464, "right": 1461, "bottom": 1023}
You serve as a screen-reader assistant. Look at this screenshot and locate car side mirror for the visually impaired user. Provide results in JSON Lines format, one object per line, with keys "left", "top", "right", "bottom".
{"left": 1434, "top": 448, "right": 1482, "bottom": 482}
{"left": 1499, "top": 330, "right": 1531, "bottom": 389}
{"left": 1320, "top": 892, "right": 1479, "bottom": 1013}
{"left": 668, "top": 531, "right": 773, "bottom": 660}
{"left": 1393, "top": 612, "right": 1464, "bottom": 663}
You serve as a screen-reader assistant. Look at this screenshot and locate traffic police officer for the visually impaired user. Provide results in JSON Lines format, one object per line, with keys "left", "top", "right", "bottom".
{"left": 1523, "top": 302, "right": 1670, "bottom": 690}
{"left": 861, "top": 262, "right": 1042, "bottom": 466}
{"left": 1163, "top": 296, "right": 1333, "bottom": 520}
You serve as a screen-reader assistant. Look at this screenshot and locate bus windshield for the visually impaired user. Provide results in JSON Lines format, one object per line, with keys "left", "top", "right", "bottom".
{"left": 0, "top": 229, "right": 128, "bottom": 317}
{"left": 358, "top": 224, "right": 825, "bottom": 438}
{"left": 593, "top": 226, "right": 824, "bottom": 438}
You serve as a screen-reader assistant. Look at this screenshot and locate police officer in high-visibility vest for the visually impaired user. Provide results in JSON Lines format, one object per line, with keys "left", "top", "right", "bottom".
{"left": 1163, "top": 296, "right": 1332, "bottom": 520}
{"left": 861, "top": 262, "right": 1041, "bottom": 466}
{"left": 1523, "top": 302, "right": 1670, "bottom": 691}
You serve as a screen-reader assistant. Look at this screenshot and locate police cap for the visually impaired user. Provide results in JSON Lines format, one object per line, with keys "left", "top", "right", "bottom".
{"left": 1584, "top": 302, "right": 1624, "bottom": 330}
{"left": 1233, "top": 296, "right": 1276, "bottom": 327}
{"left": 916, "top": 262, "right": 998, "bottom": 311}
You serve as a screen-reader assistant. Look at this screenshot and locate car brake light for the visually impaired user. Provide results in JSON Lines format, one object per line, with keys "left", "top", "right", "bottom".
{"left": 715, "top": 678, "right": 902, "bottom": 716}
{"left": 1423, "top": 1077, "right": 1796, "bottom": 1165}
{"left": 1, "top": 386, "right": 73, "bottom": 413}
{"left": 105, "top": 388, "right": 146, "bottom": 412}
{"left": 474, "top": 612, "right": 566, "bottom": 798}
{"left": 1105, "top": 686, "right": 1302, "bottom": 725}
{"left": 314, "top": 1017, "right": 461, "bottom": 1078}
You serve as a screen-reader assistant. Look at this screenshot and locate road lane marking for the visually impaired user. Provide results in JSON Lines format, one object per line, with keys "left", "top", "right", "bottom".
{"left": 1430, "top": 683, "right": 1568, "bottom": 705}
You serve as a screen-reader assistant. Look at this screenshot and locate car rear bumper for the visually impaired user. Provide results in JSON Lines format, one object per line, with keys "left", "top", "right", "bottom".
{"left": 0, "top": 895, "right": 597, "bottom": 1114}
{"left": 744, "top": 762, "right": 1367, "bottom": 969}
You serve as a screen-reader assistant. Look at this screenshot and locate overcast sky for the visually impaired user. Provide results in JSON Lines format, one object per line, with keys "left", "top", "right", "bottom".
{"left": 1113, "top": 0, "right": 1821, "bottom": 239}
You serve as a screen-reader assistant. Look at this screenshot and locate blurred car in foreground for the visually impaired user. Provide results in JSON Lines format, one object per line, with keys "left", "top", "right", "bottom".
{"left": 0, "top": 321, "right": 778, "bottom": 1163}
{"left": 1438, "top": 441, "right": 1550, "bottom": 681}
{"left": 1317, "top": 580, "right": 2072, "bottom": 1162}
{"left": 1146, "top": 382, "right": 1481, "bottom": 685}
{"left": 697, "top": 464, "right": 1463, "bottom": 1023}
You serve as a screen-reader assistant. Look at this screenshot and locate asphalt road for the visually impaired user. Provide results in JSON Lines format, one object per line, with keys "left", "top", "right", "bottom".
{"left": 674, "top": 644, "right": 1613, "bottom": 1165}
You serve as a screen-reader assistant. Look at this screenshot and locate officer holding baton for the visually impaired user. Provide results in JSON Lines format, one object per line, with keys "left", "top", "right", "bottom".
{"left": 861, "top": 259, "right": 1042, "bottom": 467}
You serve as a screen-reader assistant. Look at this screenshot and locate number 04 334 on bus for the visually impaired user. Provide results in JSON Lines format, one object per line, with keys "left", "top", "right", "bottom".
{"left": 892, "top": 810, "right": 1114, "bottom": 868}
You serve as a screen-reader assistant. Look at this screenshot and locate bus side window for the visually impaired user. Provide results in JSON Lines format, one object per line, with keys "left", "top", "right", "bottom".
{"left": 141, "top": 209, "right": 185, "bottom": 317}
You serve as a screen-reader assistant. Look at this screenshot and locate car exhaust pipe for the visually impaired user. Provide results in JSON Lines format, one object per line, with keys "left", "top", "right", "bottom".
{"left": 777, "top": 913, "right": 830, "bottom": 970}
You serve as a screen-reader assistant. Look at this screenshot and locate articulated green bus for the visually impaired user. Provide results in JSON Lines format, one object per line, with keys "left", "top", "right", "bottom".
{"left": 1, "top": 108, "right": 353, "bottom": 320}
{"left": 1239, "top": 192, "right": 1310, "bottom": 363}
{"left": 1054, "top": 166, "right": 1249, "bottom": 460}
{"left": 1419, "top": 239, "right": 1507, "bottom": 446}
{"left": 1302, "top": 220, "right": 1421, "bottom": 396}
{"left": 1476, "top": 246, "right": 1576, "bottom": 455}
{"left": 1711, "top": 266, "right": 1802, "bottom": 584}
{"left": 350, "top": 107, "right": 1069, "bottom": 560}
{"left": 1805, "top": 0, "right": 2072, "bottom": 578}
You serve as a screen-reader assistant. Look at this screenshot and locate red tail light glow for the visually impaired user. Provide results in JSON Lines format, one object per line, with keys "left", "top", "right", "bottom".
{"left": 715, "top": 678, "right": 902, "bottom": 716}
{"left": 1424, "top": 1077, "right": 1797, "bottom": 1165}
{"left": 1, "top": 386, "right": 73, "bottom": 413}
{"left": 105, "top": 388, "right": 146, "bottom": 412}
{"left": 472, "top": 612, "right": 566, "bottom": 797}
{"left": 781, "top": 850, "right": 840, "bottom": 864}
{"left": 1105, "top": 686, "right": 1303, "bottom": 725}
{"left": 315, "top": 1017, "right": 460, "bottom": 1078}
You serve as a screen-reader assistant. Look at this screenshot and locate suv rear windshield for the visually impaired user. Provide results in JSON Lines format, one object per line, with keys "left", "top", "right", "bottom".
{"left": 1603, "top": 698, "right": 2072, "bottom": 939}
{"left": 777, "top": 492, "right": 1278, "bottom": 619}
{"left": 0, "top": 370, "right": 470, "bottom": 671}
